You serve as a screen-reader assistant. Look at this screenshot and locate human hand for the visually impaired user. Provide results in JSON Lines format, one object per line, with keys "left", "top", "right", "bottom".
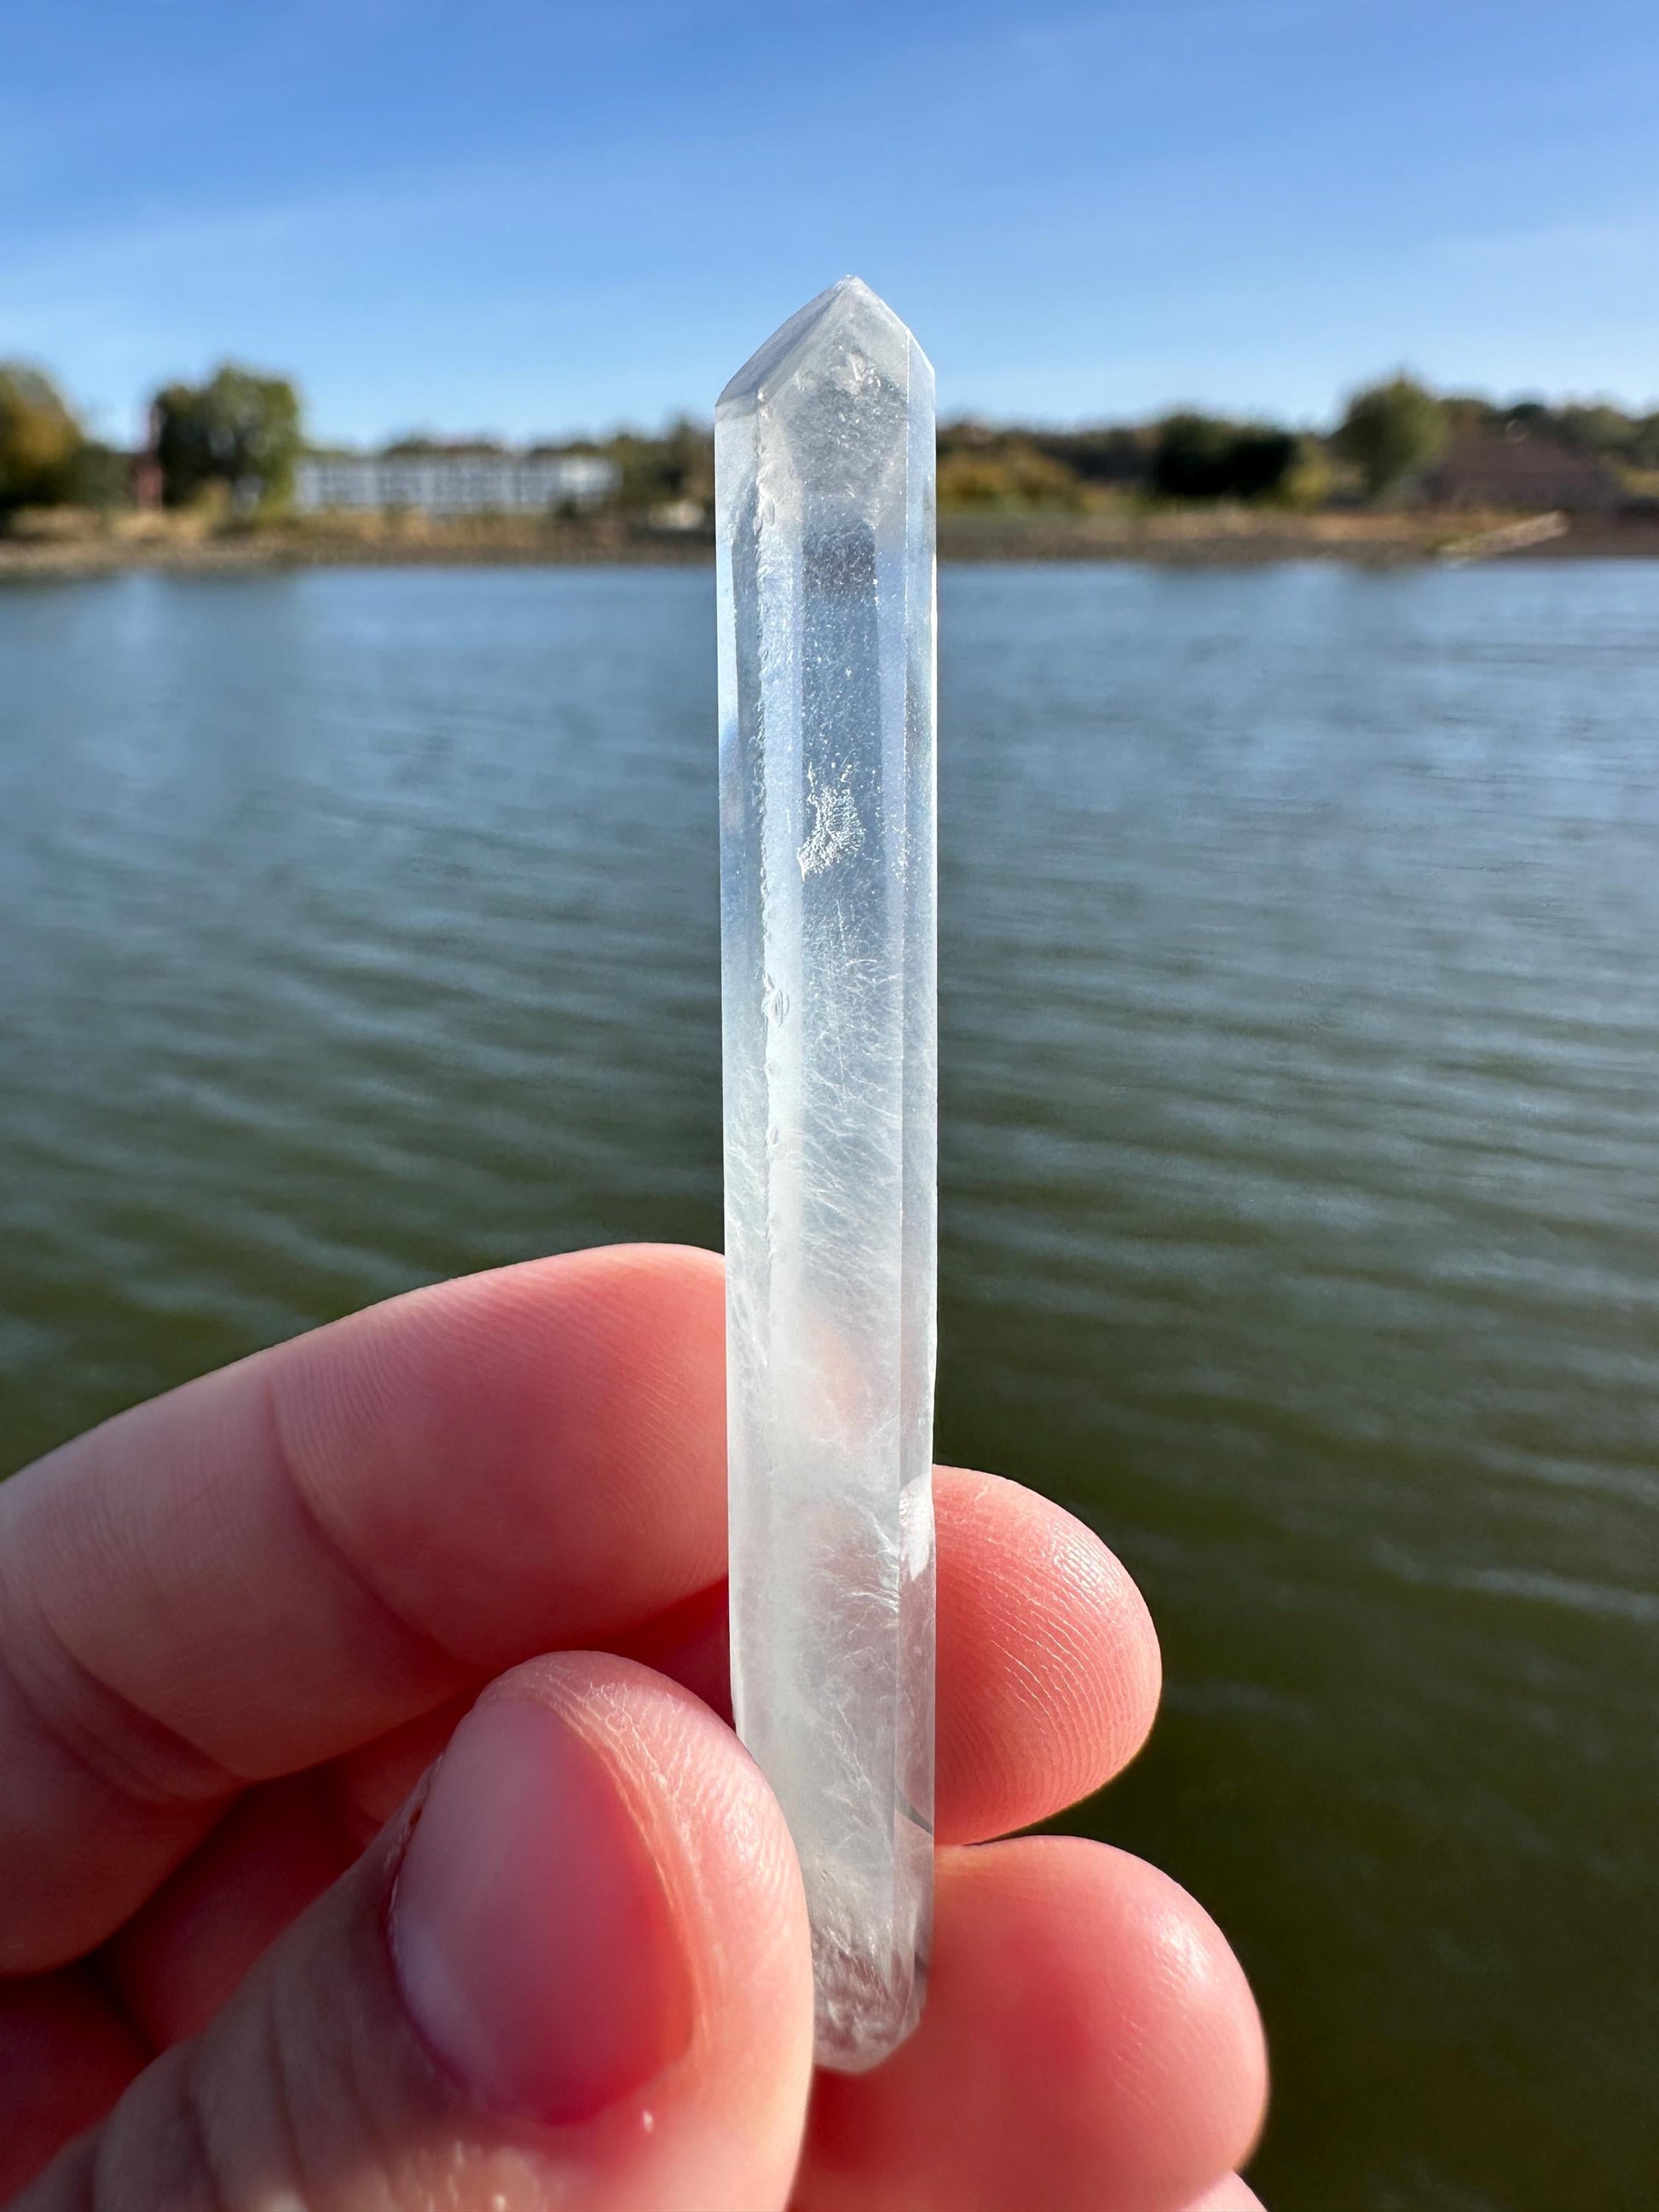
{"left": 0, "top": 1245, "right": 1265, "bottom": 2210}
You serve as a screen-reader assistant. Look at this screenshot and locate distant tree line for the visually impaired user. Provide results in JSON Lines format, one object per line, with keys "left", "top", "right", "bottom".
{"left": 3, "top": 356, "right": 1657, "bottom": 530}
{"left": 942, "top": 379, "right": 1659, "bottom": 509}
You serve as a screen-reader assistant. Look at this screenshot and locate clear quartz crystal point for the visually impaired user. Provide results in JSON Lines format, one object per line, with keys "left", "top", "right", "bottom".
{"left": 717, "top": 277, "right": 936, "bottom": 2072}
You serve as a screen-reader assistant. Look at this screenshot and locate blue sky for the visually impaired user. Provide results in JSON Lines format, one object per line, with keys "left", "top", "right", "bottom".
{"left": 3, "top": 0, "right": 1656, "bottom": 445}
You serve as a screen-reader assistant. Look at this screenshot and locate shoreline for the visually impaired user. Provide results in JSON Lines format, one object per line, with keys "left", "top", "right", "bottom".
{"left": 5, "top": 508, "right": 1659, "bottom": 580}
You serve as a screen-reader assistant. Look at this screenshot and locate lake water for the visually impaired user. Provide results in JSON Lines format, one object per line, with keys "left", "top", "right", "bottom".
{"left": 3, "top": 562, "right": 1656, "bottom": 2210}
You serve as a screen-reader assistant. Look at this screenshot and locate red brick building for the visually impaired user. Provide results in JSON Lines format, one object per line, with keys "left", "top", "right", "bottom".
{"left": 1424, "top": 430, "right": 1622, "bottom": 511}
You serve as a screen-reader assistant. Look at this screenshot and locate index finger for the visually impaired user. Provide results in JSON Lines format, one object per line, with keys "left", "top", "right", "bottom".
{"left": 0, "top": 1245, "right": 730, "bottom": 1969}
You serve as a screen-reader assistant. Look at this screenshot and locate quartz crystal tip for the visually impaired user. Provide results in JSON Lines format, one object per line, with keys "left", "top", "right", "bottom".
{"left": 717, "top": 280, "right": 938, "bottom": 2072}
{"left": 717, "top": 274, "right": 932, "bottom": 412}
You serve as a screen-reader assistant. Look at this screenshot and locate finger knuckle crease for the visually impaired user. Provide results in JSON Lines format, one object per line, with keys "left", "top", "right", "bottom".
{"left": 0, "top": 1596, "right": 237, "bottom": 1816}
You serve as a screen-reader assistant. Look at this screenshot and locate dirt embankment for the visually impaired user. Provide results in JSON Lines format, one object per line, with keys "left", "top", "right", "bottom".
{"left": 0, "top": 509, "right": 711, "bottom": 579}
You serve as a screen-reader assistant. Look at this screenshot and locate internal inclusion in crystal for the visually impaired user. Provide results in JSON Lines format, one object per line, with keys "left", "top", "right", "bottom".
{"left": 717, "top": 279, "right": 938, "bottom": 2071}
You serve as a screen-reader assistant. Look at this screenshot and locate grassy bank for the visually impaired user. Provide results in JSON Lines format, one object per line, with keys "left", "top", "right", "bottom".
{"left": 5, "top": 503, "right": 1659, "bottom": 579}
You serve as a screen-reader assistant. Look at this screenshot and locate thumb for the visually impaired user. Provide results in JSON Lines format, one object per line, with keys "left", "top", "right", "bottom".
{"left": 23, "top": 1657, "right": 815, "bottom": 2212}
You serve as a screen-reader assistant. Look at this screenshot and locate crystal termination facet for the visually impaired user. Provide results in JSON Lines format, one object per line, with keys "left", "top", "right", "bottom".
{"left": 717, "top": 278, "right": 937, "bottom": 2072}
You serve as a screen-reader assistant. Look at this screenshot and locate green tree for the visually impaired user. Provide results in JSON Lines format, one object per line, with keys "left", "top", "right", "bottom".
{"left": 1440, "top": 392, "right": 1500, "bottom": 443}
{"left": 66, "top": 440, "right": 133, "bottom": 512}
{"left": 604, "top": 417, "right": 714, "bottom": 513}
{"left": 1334, "top": 375, "right": 1448, "bottom": 499}
{"left": 0, "top": 363, "right": 82, "bottom": 515}
{"left": 153, "top": 364, "right": 303, "bottom": 511}
{"left": 1153, "top": 413, "right": 1234, "bottom": 498}
{"left": 1546, "top": 401, "right": 1643, "bottom": 459}
{"left": 1025, "top": 423, "right": 1155, "bottom": 487}
{"left": 1153, "top": 413, "right": 1298, "bottom": 500}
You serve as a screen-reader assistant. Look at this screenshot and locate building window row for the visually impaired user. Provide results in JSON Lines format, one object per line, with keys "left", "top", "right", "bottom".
{"left": 292, "top": 454, "right": 620, "bottom": 514}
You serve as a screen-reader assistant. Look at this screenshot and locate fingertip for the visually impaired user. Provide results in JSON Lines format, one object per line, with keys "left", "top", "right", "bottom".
{"left": 951, "top": 1839, "right": 1265, "bottom": 2187}
{"left": 506, "top": 1651, "right": 813, "bottom": 2099}
{"left": 391, "top": 1654, "right": 813, "bottom": 2192}
{"left": 390, "top": 1679, "right": 695, "bottom": 2128}
{"left": 934, "top": 1470, "right": 1162, "bottom": 1841}
{"left": 801, "top": 1837, "right": 1266, "bottom": 2212}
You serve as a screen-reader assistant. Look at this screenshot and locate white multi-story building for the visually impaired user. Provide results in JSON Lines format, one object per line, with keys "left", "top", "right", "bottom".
{"left": 292, "top": 450, "right": 619, "bottom": 516}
